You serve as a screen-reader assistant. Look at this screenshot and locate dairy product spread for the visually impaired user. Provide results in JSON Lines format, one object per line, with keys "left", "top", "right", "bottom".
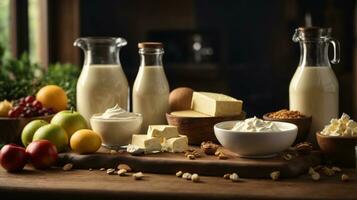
{"left": 90, "top": 105, "right": 142, "bottom": 149}
{"left": 92, "top": 104, "right": 140, "bottom": 120}
{"left": 191, "top": 92, "right": 243, "bottom": 117}
{"left": 321, "top": 113, "right": 357, "bottom": 136}
{"left": 231, "top": 117, "right": 281, "bottom": 132}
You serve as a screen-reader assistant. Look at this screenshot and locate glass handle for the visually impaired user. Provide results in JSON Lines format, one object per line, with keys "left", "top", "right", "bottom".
{"left": 329, "top": 38, "right": 340, "bottom": 64}
{"left": 292, "top": 31, "right": 300, "bottom": 42}
{"left": 73, "top": 38, "right": 87, "bottom": 50}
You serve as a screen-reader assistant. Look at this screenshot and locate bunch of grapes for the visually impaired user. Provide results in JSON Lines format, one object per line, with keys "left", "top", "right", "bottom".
{"left": 8, "top": 96, "right": 55, "bottom": 118}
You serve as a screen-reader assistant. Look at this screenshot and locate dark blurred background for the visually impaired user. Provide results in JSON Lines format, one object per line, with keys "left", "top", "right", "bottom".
{"left": 2, "top": 0, "right": 357, "bottom": 117}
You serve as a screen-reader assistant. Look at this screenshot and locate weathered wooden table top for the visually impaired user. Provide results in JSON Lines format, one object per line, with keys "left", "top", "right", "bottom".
{"left": 0, "top": 167, "right": 356, "bottom": 200}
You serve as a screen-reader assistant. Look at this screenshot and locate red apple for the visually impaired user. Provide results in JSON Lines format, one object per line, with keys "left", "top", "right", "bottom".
{"left": 26, "top": 140, "right": 58, "bottom": 169}
{"left": 0, "top": 144, "right": 28, "bottom": 172}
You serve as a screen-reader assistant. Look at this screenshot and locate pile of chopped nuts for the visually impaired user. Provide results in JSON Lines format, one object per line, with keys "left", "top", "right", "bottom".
{"left": 201, "top": 141, "right": 219, "bottom": 155}
{"left": 266, "top": 109, "right": 306, "bottom": 119}
{"left": 184, "top": 149, "right": 202, "bottom": 160}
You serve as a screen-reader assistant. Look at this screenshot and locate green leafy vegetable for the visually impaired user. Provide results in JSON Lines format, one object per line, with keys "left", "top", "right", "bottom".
{"left": 0, "top": 44, "right": 80, "bottom": 108}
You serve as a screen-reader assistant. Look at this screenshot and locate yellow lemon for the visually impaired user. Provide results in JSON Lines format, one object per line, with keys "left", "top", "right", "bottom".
{"left": 36, "top": 85, "right": 68, "bottom": 112}
{"left": 70, "top": 129, "right": 101, "bottom": 154}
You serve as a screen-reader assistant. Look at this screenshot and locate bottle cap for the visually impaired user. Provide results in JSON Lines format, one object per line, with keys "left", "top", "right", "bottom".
{"left": 138, "top": 42, "right": 163, "bottom": 49}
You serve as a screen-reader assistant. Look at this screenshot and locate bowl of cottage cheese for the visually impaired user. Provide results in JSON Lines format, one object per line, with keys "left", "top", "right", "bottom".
{"left": 214, "top": 117, "right": 297, "bottom": 158}
{"left": 316, "top": 113, "right": 357, "bottom": 167}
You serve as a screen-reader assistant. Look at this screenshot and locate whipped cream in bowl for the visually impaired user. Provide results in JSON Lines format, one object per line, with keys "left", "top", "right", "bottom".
{"left": 90, "top": 104, "right": 143, "bottom": 149}
{"left": 214, "top": 117, "right": 297, "bottom": 158}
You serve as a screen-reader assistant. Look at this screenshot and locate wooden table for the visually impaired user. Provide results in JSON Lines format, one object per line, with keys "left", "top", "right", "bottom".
{"left": 0, "top": 168, "right": 356, "bottom": 200}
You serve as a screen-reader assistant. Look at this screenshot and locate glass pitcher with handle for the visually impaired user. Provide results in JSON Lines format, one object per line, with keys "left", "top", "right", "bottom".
{"left": 74, "top": 37, "right": 129, "bottom": 124}
{"left": 289, "top": 27, "right": 340, "bottom": 145}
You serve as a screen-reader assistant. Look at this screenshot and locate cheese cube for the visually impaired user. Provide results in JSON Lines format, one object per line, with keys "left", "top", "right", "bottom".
{"left": 163, "top": 135, "right": 188, "bottom": 153}
{"left": 131, "top": 134, "right": 162, "bottom": 152}
{"left": 147, "top": 125, "right": 179, "bottom": 141}
{"left": 191, "top": 92, "right": 243, "bottom": 117}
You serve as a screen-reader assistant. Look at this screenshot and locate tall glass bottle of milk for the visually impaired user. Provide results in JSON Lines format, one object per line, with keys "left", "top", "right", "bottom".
{"left": 74, "top": 37, "right": 129, "bottom": 124}
{"left": 133, "top": 42, "right": 170, "bottom": 133}
{"left": 289, "top": 27, "right": 340, "bottom": 145}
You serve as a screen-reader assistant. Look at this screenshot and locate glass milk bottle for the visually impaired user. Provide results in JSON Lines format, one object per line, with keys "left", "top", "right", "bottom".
{"left": 133, "top": 42, "right": 170, "bottom": 133}
{"left": 289, "top": 27, "right": 340, "bottom": 145}
{"left": 74, "top": 37, "right": 129, "bottom": 124}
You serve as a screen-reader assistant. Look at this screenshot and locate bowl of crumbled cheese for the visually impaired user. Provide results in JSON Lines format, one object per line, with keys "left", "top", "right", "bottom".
{"left": 214, "top": 117, "right": 297, "bottom": 158}
{"left": 316, "top": 113, "right": 357, "bottom": 167}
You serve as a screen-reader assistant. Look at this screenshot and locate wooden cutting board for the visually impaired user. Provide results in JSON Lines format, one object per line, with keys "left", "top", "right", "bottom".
{"left": 57, "top": 147, "right": 321, "bottom": 179}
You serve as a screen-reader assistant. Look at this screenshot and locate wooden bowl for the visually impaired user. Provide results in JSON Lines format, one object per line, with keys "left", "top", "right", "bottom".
{"left": 316, "top": 132, "right": 357, "bottom": 167}
{"left": 0, "top": 115, "right": 54, "bottom": 145}
{"left": 166, "top": 111, "right": 246, "bottom": 145}
{"left": 263, "top": 113, "right": 312, "bottom": 145}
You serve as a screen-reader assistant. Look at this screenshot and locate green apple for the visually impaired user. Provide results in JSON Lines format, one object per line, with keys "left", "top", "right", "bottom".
{"left": 50, "top": 110, "right": 88, "bottom": 139}
{"left": 32, "top": 124, "right": 68, "bottom": 152}
{"left": 21, "top": 120, "right": 49, "bottom": 147}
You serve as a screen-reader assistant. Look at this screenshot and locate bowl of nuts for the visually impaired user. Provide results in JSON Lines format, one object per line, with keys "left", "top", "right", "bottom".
{"left": 263, "top": 109, "right": 311, "bottom": 144}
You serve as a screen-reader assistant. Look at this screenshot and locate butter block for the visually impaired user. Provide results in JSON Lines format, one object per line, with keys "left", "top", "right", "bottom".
{"left": 191, "top": 92, "right": 243, "bottom": 117}
{"left": 170, "top": 110, "right": 211, "bottom": 118}
{"left": 163, "top": 135, "right": 188, "bottom": 153}
{"left": 147, "top": 125, "right": 179, "bottom": 141}
{"left": 131, "top": 134, "right": 162, "bottom": 152}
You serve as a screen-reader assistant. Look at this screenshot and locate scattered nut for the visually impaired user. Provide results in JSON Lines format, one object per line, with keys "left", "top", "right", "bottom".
{"left": 193, "top": 150, "right": 202, "bottom": 158}
{"left": 117, "top": 164, "right": 132, "bottom": 172}
{"left": 214, "top": 150, "right": 221, "bottom": 156}
{"left": 223, "top": 173, "right": 231, "bottom": 179}
{"left": 182, "top": 172, "right": 192, "bottom": 180}
{"left": 191, "top": 173, "right": 200, "bottom": 182}
{"left": 187, "top": 154, "right": 195, "bottom": 160}
{"left": 322, "top": 167, "right": 335, "bottom": 176}
{"left": 100, "top": 168, "right": 105, "bottom": 171}
{"left": 332, "top": 166, "right": 342, "bottom": 172}
{"left": 106, "top": 168, "right": 115, "bottom": 175}
{"left": 133, "top": 172, "right": 144, "bottom": 180}
{"left": 110, "top": 150, "right": 117, "bottom": 154}
{"left": 270, "top": 171, "right": 280, "bottom": 181}
{"left": 308, "top": 167, "right": 316, "bottom": 175}
{"left": 282, "top": 153, "right": 293, "bottom": 161}
{"left": 218, "top": 153, "right": 228, "bottom": 160}
{"left": 62, "top": 163, "right": 73, "bottom": 171}
{"left": 89, "top": 168, "right": 93, "bottom": 171}
{"left": 311, "top": 172, "right": 320, "bottom": 181}
{"left": 230, "top": 173, "right": 239, "bottom": 182}
{"left": 117, "top": 169, "right": 127, "bottom": 176}
{"left": 118, "top": 149, "right": 125, "bottom": 153}
{"left": 176, "top": 171, "right": 183, "bottom": 177}
{"left": 295, "top": 142, "right": 313, "bottom": 155}
{"left": 341, "top": 174, "right": 349, "bottom": 182}
{"left": 201, "top": 141, "right": 219, "bottom": 155}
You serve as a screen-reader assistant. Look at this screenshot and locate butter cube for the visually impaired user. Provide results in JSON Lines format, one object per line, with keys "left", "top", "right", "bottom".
{"left": 131, "top": 134, "right": 162, "bottom": 152}
{"left": 191, "top": 92, "right": 243, "bottom": 117}
{"left": 163, "top": 135, "right": 188, "bottom": 153}
{"left": 147, "top": 125, "right": 179, "bottom": 141}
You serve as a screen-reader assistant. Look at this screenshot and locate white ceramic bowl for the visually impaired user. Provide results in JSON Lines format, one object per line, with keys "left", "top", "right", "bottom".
{"left": 90, "top": 113, "right": 143, "bottom": 149}
{"left": 214, "top": 120, "right": 297, "bottom": 158}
